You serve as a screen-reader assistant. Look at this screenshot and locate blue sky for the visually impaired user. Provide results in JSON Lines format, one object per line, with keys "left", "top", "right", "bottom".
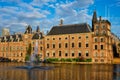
{"left": 0, "top": 0, "right": 120, "bottom": 37}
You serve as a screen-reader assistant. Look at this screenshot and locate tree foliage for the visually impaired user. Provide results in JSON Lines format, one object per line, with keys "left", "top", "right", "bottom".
{"left": 27, "top": 43, "right": 32, "bottom": 55}
{"left": 25, "top": 43, "right": 32, "bottom": 61}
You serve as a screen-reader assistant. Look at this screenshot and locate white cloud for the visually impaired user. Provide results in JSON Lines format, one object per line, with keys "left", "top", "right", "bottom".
{"left": 0, "top": 0, "right": 94, "bottom": 35}
{"left": 55, "top": 0, "right": 93, "bottom": 25}
{"left": 31, "top": 0, "right": 56, "bottom": 6}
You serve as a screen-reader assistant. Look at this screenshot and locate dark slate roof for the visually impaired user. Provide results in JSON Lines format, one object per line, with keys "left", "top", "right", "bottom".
{"left": 24, "top": 25, "right": 32, "bottom": 34}
{"left": 0, "top": 34, "right": 23, "bottom": 42}
{"left": 47, "top": 23, "right": 92, "bottom": 35}
{"left": 101, "top": 20, "right": 111, "bottom": 25}
{"left": 32, "top": 32, "right": 44, "bottom": 39}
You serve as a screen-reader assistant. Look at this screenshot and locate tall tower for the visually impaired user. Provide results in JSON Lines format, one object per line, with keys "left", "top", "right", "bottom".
{"left": 92, "top": 11, "right": 112, "bottom": 63}
{"left": 92, "top": 10, "right": 98, "bottom": 31}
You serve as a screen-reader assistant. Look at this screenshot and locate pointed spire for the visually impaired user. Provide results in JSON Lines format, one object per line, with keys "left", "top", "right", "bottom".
{"left": 92, "top": 10, "right": 97, "bottom": 22}
{"left": 92, "top": 10, "right": 98, "bottom": 31}
{"left": 36, "top": 26, "right": 40, "bottom": 32}
{"left": 24, "top": 25, "right": 32, "bottom": 34}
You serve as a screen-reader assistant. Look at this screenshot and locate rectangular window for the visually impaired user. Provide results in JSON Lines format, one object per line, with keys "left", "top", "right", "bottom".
{"left": 72, "top": 53, "right": 74, "bottom": 57}
{"left": 72, "top": 37, "right": 74, "bottom": 39}
{"left": 72, "top": 43, "right": 74, "bottom": 48}
{"left": 65, "top": 53, "right": 68, "bottom": 57}
{"left": 94, "top": 38, "right": 97, "bottom": 42}
{"left": 86, "top": 43, "right": 89, "bottom": 48}
{"left": 65, "top": 37, "right": 67, "bottom": 40}
{"left": 79, "top": 53, "right": 81, "bottom": 56}
{"left": 79, "top": 36, "right": 81, "bottom": 39}
{"left": 47, "top": 53, "right": 49, "bottom": 57}
{"left": 59, "top": 38, "right": 61, "bottom": 40}
{"left": 53, "top": 44, "right": 55, "bottom": 48}
{"left": 86, "top": 52, "right": 89, "bottom": 56}
{"left": 59, "top": 51, "right": 61, "bottom": 57}
{"left": 40, "top": 47, "right": 42, "bottom": 51}
{"left": 79, "top": 43, "right": 81, "bottom": 48}
{"left": 53, "top": 53, "right": 55, "bottom": 57}
{"left": 101, "top": 45, "right": 104, "bottom": 50}
{"left": 65, "top": 43, "right": 68, "bottom": 48}
{"left": 47, "top": 44, "right": 49, "bottom": 48}
{"left": 59, "top": 43, "right": 61, "bottom": 48}
{"left": 86, "top": 35, "right": 88, "bottom": 39}
{"left": 95, "top": 45, "right": 97, "bottom": 50}
{"left": 101, "top": 38, "right": 104, "bottom": 42}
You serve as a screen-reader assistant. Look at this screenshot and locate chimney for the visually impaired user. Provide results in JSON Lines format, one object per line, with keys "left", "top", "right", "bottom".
{"left": 59, "top": 19, "right": 63, "bottom": 26}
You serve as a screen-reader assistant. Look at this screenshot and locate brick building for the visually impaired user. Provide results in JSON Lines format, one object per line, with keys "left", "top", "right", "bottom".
{"left": 0, "top": 11, "right": 119, "bottom": 63}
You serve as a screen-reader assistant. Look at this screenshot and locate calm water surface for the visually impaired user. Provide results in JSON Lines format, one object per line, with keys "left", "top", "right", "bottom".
{"left": 0, "top": 63, "right": 120, "bottom": 80}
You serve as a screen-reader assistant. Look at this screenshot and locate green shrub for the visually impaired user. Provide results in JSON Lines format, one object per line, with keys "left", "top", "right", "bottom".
{"left": 25, "top": 54, "right": 30, "bottom": 61}
{"left": 60, "top": 58, "right": 66, "bottom": 62}
{"left": 46, "top": 58, "right": 59, "bottom": 63}
{"left": 86, "top": 58, "right": 92, "bottom": 62}
{"left": 66, "top": 58, "right": 72, "bottom": 62}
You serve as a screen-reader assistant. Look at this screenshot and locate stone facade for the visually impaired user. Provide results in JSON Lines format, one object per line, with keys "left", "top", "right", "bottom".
{"left": 0, "top": 11, "right": 119, "bottom": 63}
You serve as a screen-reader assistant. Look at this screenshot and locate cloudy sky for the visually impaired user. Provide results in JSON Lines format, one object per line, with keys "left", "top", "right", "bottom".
{"left": 0, "top": 0, "right": 120, "bottom": 37}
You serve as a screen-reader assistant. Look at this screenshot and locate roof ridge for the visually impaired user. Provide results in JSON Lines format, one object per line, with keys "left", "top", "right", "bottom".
{"left": 53, "top": 23, "right": 87, "bottom": 27}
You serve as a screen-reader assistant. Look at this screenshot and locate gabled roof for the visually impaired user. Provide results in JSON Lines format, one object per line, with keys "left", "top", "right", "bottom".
{"left": 32, "top": 32, "right": 44, "bottom": 39}
{"left": 47, "top": 23, "right": 92, "bottom": 35}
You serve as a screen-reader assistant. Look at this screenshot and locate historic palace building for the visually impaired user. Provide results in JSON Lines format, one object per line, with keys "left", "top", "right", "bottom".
{"left": 0, "top": 11, "right": 119, "bottom": 63}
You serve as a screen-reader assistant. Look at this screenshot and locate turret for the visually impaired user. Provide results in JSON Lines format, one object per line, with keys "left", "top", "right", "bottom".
{"left": 92, "top": 10, "right": 98, "bottom": 31}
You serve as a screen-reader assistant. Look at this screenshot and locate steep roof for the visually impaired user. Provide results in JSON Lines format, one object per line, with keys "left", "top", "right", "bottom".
{"left": 32, "top": 32, "right": 44, "bottom": 39}
{"left": 47, "top": 23, "right": 92, "bottom": 35}
{"left": 0, "top": 34, "right": 23, "bottom": 42}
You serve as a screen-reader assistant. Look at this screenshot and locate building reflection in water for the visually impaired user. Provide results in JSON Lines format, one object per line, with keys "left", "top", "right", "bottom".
{"left": 113, "top": 64, "right": 120, "bottom": 80}
{"left": 0, "top": 63, "right": 115, "bottom": 80}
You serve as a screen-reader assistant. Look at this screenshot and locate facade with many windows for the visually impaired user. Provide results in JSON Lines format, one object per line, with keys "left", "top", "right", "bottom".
{"left": 0, "top": 11, "right": 119, "bottom": 63}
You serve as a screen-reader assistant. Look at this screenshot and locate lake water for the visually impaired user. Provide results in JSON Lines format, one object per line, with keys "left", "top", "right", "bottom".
{"left": 0, "top": 63, "right": 120, "bottom": 80}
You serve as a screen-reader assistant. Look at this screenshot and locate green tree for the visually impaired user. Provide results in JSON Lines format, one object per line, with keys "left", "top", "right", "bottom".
{"left": 25, "top": 43, "right": 32, "bottom": 61}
